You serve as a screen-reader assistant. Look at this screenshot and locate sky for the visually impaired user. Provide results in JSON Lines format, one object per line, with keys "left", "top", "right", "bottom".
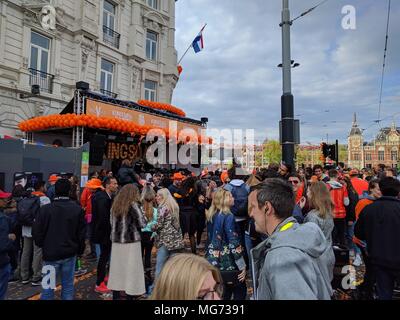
{"left": 172, "top": 0, "right": 400, "bottom": 145}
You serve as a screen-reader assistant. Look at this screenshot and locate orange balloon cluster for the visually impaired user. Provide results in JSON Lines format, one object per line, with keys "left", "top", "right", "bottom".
{"left": 18, "top": 113, "right": 212, "bottom": 144}
{"left": 137, "top": 100, "right": 186, "bottom": 118}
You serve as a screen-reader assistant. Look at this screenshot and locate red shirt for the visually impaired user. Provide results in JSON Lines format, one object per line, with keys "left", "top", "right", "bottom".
{"left": 351, "top": 178, "right": 368, "bottom": 196}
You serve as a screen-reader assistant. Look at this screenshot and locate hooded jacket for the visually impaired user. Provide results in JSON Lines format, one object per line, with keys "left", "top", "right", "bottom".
{"left": 326, "top": 180, "right": 349, "bottom": 219}
{"left": 354, "top": 196, "right": 400, "bottom": 270}
{"left": 0, "top": 210, "right": 14, "bottom": 268}
{"left": 32, "top": 198, "right": 86, "bottom": 262}
{"left": 250, "top": 217, "right": 333, "bottom": 300}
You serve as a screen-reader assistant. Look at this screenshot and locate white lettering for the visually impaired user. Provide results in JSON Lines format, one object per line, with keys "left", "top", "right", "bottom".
{"left": 342, "top": 5, "right": 356, "bottom": 30}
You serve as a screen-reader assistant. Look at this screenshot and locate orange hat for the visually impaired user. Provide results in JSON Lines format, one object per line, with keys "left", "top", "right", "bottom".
{"left": 310, "top": 175, "right": 319, "bottom": 183}
{"left": 85, "top": 178, "right": 104, "bottom": 190}
{"left": 220, "top": 170, "right": 229, "bottom": 183}
{"left": 349, "top": 169, "right": 359, "bottom": 176}
{"left": 48, "top": 175, "right": 60, "bottom": 183}
{"left": 173, "top": 172, "right": 184, "bottom": 181}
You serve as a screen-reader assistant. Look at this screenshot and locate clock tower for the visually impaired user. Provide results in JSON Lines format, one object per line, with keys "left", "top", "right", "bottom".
{"left": 348, "top": 113, "right": 364, "bottom": 169}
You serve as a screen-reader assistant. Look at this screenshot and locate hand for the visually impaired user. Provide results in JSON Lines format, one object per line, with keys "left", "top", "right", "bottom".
{"left": 299, "top": 196, "right": 307, "bottom": 209}
{"left": 238, "top": 269, "right": 247, "bottom": 283}
{"left": 8, "top": 234, "right": 16, "bottom": 241}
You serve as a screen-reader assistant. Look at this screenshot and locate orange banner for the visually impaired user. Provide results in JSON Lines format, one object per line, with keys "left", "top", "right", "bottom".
{"left": 86, "top": 99, "right": 203, "bottom": 136}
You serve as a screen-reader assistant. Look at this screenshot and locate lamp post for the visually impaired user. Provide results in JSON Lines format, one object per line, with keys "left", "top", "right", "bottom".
{"left": 280, "top": 0, "right": 295, "bottom": 168}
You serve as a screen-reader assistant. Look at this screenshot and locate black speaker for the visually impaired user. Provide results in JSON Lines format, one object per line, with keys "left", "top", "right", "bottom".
{"left": 76, "top": 81, "right": 90, "bottom": 90}
{"left": 89, "top": 134, "right": 107, "bottom": 166}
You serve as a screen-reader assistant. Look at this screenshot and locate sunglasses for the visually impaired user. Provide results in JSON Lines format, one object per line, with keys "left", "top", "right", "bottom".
{"left": 289, "top": 180, "right": 300, "bottom": 185}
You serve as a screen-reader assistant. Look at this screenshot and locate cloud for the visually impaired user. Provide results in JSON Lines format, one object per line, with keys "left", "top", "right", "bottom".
{"left": 172, "top": 0, "right": 400, "bottom": 145}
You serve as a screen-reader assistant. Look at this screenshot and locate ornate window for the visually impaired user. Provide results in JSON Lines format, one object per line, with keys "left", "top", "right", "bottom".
{"left": 145, "top": 80, "right": 157, "bottom": 101}
{"left": 146, "top": 31, "right": 158, "bottom": 61}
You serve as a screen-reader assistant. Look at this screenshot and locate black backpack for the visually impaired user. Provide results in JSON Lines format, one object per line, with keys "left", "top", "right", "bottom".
{"left": 17, "top": 196, "right": 41, "bottom": 226}
{"left": 225, "top": 183, "right": 249, "bottom": 218}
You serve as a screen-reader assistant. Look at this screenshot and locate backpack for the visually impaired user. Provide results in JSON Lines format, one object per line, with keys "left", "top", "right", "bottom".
{"left": 16, "top": 196, "right": 41, "bottom": 226}
{"left": 225, "top": 182, "right": 249, "bottom": 219}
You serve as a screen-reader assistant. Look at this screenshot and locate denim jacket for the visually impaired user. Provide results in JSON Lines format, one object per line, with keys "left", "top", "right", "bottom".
{"left": 206, "top": 212, "right": 246, "bottom": 271}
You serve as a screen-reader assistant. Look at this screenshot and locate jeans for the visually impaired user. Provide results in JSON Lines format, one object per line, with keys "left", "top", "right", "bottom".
{"left": 21, "top": 236, "right": 43, "bottom": 282}
{"left": 222, "top": 281, "right": 247, "bottom": 301}
{"left": 0, "top": 264, "right": 11, "bottom": 300}
{"left": 96, "top": 241, "right": 111, "bottom": 286}
{"left": 374, "top": 265, "right": 400, "bottom": 300}
{"left": 95, "top": 244, "right": 101, "bottom": 262}
{"left": 346, "top": 223, "right": 361, "bottom": 255}
{"left": 41, "top": 256, "right": 76, "bottom": 300}
{"left": 155, "top": 246, "right": 170, "bottom": 279}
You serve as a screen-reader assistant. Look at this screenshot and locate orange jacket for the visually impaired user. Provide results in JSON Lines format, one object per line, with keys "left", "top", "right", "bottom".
{"left": 327, "top": 184, "right": 348, "bottom": 219}
{"left": 80, "top": 187, "right": 93, "bottom": 216}
{"left": 351, "top": 178, "right": 368, "bottom": 196}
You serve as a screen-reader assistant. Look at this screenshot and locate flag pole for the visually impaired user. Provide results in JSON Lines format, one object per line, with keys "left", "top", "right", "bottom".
{"left": 177, "top": 23, "right": 207, "bottom": 65}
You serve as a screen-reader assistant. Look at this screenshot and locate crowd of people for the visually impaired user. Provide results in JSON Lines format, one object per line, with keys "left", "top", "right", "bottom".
{"left": 0, "top": 159, "right": 399, "bottom": 300}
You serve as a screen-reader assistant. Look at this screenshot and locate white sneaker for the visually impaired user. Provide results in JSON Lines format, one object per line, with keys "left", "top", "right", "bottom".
{"left": 353, "top": 254, "right": 363, "bottom": 267}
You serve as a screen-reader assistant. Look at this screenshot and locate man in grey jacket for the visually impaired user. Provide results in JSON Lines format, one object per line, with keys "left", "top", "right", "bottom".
{"left": 249, "top": 178, "right": 333, "bottom": 300}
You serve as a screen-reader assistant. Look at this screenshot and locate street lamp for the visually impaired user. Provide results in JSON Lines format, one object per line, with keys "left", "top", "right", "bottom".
{"left": 280, "top": 0, "right": 295, "bottom": 168}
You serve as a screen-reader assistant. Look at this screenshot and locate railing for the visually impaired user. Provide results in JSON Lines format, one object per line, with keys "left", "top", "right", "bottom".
{"left": 103, "top": 25, "right": 121, "bottom": 49}
{"left": 29, "top": 68, "right": 54, "bottom": 94}
{"left": 100, "top": 89, "right": 118, "bottom": 99}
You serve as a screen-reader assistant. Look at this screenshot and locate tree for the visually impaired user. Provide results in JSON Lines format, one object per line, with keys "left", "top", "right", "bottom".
{"left": 259, "top": 140, "right": 282, "bottom": 166}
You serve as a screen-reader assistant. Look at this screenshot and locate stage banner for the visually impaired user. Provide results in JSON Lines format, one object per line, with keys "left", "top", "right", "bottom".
{"left": 86, "top": 99, "right": 203, "bottom": 136}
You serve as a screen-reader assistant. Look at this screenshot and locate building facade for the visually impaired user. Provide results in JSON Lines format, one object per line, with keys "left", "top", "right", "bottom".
{"left": 0, "top": 0, "right": 179, "bottom": 137}
{"left": 348, "top": 113, "right": 400, "bottom": 169}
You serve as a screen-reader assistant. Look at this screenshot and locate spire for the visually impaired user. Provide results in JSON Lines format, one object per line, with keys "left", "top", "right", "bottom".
{"left": 350, "top": 113, "right": 362, "bottom": 136}
{"left": 391, "top": 119, "right": 396, "bottom": 131}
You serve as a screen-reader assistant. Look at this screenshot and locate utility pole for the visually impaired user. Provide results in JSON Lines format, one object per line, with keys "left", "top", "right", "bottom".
{"left": 281, "top": 0, "right": 295, "bottom": 168}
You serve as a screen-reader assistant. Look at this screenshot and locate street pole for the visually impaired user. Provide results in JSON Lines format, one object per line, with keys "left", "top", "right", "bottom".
{"left": 281, "top": 0, "right": 295, "bottom": 168}
{"left": 336, "top": 139, "right": 339, "bottom": 168}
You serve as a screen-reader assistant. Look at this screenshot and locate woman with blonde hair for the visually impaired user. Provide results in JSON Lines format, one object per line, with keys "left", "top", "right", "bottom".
{"left": 151, "top": 254, "right": 222, "bottom": 300}
{"left": 206, "top": 188, "right": 247, "bottom": 300}
{"left": 108, "top": 184, "right": 147, "bottom": 300}
{"left": 140, "top": 184, "right": 158, "bottom": 290}
{"left": 305, "top": 181, "right": 335, "bottom": 281}
{"left": 153, "top": 188, "right": 184, "bottom": 278}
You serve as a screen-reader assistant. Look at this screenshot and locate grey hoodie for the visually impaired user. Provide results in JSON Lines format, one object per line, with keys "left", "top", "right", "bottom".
{"left": 250, "top": 217, "right": 333, "bottom": 300}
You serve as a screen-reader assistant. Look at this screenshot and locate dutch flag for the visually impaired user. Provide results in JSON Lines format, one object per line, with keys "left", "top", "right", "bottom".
{"left": 192, "top": 25, "right": 206, "bottom": 53}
